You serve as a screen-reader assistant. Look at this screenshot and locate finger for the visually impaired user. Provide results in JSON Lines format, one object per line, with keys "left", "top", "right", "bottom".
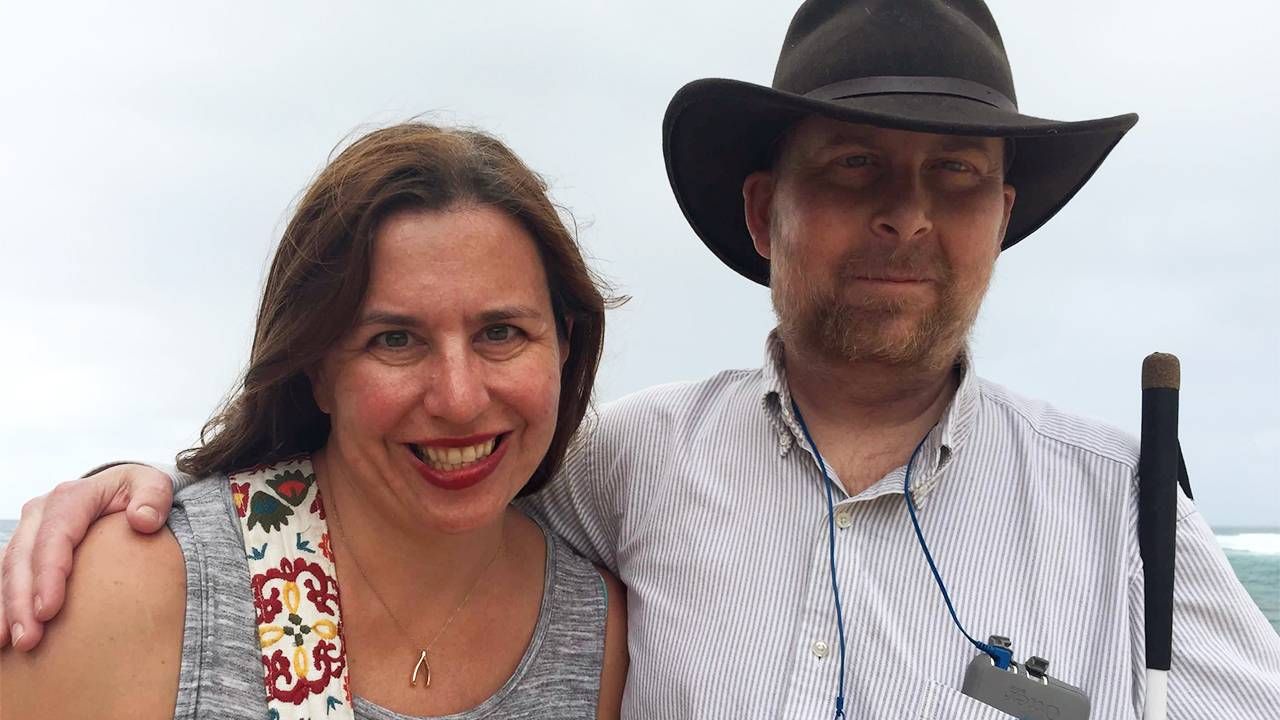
{"left": 124, "top": 476, "right": 175, "bottom": 534}
{"left": 29, "top": 475, "right": 132, "bottom": 626}
{"left": 0, "top": 562, "right": 8, "bottom": 647}
{"left": 2, "top": 495, "right": 48, "bottom": 651}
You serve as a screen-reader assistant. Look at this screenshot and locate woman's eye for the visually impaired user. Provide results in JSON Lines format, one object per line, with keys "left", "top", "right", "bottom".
{"left": 482, "top": 325, "right": 518, "bottom": 343}
{"left": 374, "top": 330, "right": 411, "bottom": 349}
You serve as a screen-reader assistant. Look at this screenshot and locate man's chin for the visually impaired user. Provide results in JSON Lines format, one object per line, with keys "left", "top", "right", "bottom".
{"left": 811, "top": 315, "right": 956, "bottom": 368}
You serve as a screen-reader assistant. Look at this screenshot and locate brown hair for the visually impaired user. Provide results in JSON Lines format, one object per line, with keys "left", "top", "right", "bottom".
{"left": 178, "top": 122, "right": 608, "bottom": 496}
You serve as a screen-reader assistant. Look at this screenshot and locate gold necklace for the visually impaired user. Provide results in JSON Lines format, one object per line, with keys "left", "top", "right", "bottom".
{"left": 326, "top": 488, "right": 504, "bottom": 688}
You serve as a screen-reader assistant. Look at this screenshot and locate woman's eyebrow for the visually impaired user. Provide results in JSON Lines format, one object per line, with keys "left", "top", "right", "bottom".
{"left": 476, "top": 305, "right": 544, "bottom": 324}
{"left": 357, "top": 305, "right": 545, "bottom": 328}
{"left": 357, "top": 310, "right": 422, "bottom": 328}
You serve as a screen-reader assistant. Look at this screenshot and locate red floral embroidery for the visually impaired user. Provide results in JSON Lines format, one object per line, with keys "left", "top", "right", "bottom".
{"left": 237, "top": 457, "right": 349, "bottom": 719}
{"left": 261, "top": 640, "right": 347, "bottom": 705}
{"left": 232, "top": 482, "right": 250, "bottom": 518}
{"left": 251, "top": 557, "right": 341, "bottom": 625}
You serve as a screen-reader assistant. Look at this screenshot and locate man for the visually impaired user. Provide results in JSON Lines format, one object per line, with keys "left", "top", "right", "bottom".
{"left": 4, "top": 1, "right": 1278, "bottom": 717}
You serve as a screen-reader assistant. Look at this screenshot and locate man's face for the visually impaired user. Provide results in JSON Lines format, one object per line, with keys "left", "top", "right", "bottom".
{"left": 743, "top": 117, "right": 1016, "bottom": 370}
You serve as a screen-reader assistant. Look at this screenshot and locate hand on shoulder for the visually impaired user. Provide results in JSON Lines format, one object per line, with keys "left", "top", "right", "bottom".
{"left": 0, "top": 513, "right": 185, "bottom": 720}
{"left": 1, "top": 461, "right": 175, "bottom": 652}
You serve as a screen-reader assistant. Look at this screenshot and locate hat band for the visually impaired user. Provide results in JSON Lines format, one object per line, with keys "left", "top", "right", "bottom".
{"left": 804, "top": 76, "right": 1017, "bottom": 112}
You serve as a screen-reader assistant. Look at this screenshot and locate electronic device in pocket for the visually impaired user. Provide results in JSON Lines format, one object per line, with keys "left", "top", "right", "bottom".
{"left": 961, "top": 637, "right": 1090, "bottom": 720}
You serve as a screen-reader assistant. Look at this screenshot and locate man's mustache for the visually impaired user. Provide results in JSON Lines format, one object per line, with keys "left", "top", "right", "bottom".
{"left": 834, "top": 244, "right": 951, "bottom": 284}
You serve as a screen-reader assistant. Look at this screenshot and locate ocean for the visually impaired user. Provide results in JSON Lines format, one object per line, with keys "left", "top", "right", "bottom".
{"left": 0, "top": 520, "right": 1275, "bottom": 634}
{"left": 1217, "top": 527, "right": 1280, "bottom": 634}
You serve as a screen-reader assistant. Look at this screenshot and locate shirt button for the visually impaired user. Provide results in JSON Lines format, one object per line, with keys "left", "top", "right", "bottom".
{"left": 811, "top": 641, "right": 829, "bottom": 659}
{"left": 835, "top": 509, "right": 852, "bottom": 529}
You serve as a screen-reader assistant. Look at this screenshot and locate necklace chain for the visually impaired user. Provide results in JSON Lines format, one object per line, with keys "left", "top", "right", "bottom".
{"left": 326, "top": 486, "right": 504, "bottom": 686}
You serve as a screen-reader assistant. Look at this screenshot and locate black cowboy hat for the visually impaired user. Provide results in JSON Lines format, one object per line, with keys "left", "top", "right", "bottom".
{"left": 662, "top": 0, "right": 1139, "bottom": 285}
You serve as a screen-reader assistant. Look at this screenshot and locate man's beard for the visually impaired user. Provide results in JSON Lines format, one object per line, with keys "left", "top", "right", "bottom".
{"left": 771, "top": 239, "right": 990, "bottom": 370}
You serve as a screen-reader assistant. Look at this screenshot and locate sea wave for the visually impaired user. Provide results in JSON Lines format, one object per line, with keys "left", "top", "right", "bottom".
{"left": 1216, "top": 533, "right": 1280, "bottom": 556}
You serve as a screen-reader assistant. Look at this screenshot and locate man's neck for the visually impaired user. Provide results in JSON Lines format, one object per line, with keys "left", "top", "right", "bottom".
{"left": 783, "top": 342, "right": 961, "bottom": 495}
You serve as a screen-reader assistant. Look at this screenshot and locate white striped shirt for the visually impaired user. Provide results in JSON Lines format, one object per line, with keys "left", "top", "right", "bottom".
{"left": 520, "top": 332, "right": 1280, "bottom": 719}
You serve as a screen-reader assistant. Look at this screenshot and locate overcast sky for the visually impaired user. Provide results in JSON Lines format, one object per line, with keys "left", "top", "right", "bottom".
{"left": 1, "top": 0, "right": 1276, "bottom": 526}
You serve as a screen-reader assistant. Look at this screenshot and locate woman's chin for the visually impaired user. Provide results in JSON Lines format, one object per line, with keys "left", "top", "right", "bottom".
{"left": 416, "top": 501, "right": 512, "bottom": 536}
{"left": 403, "top": 468, "right": 526, "bottom": 535}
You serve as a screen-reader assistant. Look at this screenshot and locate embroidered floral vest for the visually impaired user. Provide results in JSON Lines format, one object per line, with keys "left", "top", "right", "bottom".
{"left": 231, "top": 456, "right": 354, "bottom": 720}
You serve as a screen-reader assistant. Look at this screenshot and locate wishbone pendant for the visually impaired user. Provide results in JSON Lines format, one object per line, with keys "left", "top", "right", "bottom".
{"left": 411, "top": 649, "right": 431, "bottom": 688}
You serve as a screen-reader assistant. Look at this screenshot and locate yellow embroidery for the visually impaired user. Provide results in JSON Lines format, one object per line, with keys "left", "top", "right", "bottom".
{"left": 284, "top": 581, "right": 301, "bottom": 614}
{"left": 259, "top": 625, "right": 285, "bottom": 648}
{"left": 312, "top": 620, "right": 340, "bottom": 640}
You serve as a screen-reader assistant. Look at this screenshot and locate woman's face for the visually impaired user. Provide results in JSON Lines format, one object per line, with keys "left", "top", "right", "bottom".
{"left": 312, "top": 205, "right": 566, "bottom": 534}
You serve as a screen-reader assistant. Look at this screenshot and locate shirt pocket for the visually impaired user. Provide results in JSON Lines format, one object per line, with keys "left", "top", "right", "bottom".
{"left": 916, "top": 680, "right": 1017, "bottom": 720}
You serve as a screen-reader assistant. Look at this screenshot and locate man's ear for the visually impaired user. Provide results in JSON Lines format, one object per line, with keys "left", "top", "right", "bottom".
{"left": 743, "top": 170, "right": 777, "bottom": 260}
{"left": 997, "top": 183, "right": 1017, "bottom": 249}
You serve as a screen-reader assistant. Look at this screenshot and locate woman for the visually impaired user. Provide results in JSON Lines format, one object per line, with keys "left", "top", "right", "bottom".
{"left": 0, "top": 123, "right": 626, "bottom": 719}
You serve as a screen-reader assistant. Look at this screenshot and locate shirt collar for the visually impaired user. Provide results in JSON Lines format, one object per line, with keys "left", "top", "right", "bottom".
{"left": 760, "top": 330, "right": 801, "bottom": 456}
{"left": 759, "top": 329, "right": 980, "bottom": 506}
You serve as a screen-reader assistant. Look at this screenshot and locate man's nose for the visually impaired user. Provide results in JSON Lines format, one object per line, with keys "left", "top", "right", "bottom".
{"left": 423, "top": 349, "right": 490, "bottom": 425}
{"left": 870, "top": 172, "right": 933, "bottom": 242}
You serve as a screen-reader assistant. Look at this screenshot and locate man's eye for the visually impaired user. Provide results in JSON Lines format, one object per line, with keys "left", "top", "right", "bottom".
{"left": 938, "top": 159, "right": 975, "bottom": 173}
{"left": 839, "top": 155, "right": 872, "bottom": 169}
{"left": 374, "top": 331, "right": 411, "bottom": 348}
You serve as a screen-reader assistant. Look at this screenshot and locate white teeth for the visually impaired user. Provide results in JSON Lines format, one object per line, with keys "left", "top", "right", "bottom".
{"left": 414, "top": 437, "right": 499, "bottom": 471}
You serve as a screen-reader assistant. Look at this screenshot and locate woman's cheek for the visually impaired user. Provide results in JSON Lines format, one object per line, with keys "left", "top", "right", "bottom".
{"left": 335, "top": 364, "right": 421, "bottom": 430}
{"left": 507, "top": 356, "right": 563, "bottom": 427}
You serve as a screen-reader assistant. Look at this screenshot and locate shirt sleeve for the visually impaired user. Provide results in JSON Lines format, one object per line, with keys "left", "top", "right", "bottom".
{"left": 515, "top": 414, "right": 622, "bottom": 574}
{"left": 82, "top": 460, "right": 193, "bottom": 500}
{"left": 157, "top": 462, "right": 202, "bottom": 493}
{"left": 1131, "top": 492, "right": 1280, "bottom": 717}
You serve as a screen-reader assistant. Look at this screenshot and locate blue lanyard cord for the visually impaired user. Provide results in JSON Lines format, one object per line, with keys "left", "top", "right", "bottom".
{"left": 790, "top": 401, "right": 847, "bottom": 719}
{"left": 902, "top": 437, "right": 1013, "bottom": 669}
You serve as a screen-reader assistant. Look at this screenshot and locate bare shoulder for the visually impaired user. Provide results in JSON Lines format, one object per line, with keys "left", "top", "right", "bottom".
{"left": 595, "top": 567, "right": 628, "bottom": 720}
{"left": 0, "top": 513, "right": 185, "bottom": 720}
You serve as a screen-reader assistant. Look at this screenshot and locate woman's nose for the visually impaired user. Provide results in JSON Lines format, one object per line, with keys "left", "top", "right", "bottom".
{"left": 422, "top": 351, "right": 490, "bottom": 425}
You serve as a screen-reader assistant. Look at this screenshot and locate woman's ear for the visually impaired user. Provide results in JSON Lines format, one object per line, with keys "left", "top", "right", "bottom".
{"left": 559, "top": 317, "right": 574, "bottom": 368}
{"left": 308, "top": 365, "right": 333, "bottom": 415}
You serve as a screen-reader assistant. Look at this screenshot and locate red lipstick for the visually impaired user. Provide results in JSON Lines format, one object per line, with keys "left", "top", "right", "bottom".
{"left": 408, "top": 434, "right": 508, "bottom": 492}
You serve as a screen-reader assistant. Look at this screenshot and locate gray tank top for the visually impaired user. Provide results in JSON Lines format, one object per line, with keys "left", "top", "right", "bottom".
{"left": 167, "top": 475, "right": 607, "bottom": 720}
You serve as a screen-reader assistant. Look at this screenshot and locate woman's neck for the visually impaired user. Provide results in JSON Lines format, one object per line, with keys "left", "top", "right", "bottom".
{"left": 311, "top": 446, "right": 508, "bottom": 617}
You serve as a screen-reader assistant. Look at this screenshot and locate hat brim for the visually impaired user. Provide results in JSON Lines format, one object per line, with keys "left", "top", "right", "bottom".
{"left": 662, "top": 78, "right": 1139, "bottom": 285}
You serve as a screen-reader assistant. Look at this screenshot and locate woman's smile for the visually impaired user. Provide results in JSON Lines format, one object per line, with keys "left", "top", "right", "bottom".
{"left": 408, "top": 434, "right": 501, "bottom": 469}
{"left": 406, "top": 433, "right": 511, "bottom": 491}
